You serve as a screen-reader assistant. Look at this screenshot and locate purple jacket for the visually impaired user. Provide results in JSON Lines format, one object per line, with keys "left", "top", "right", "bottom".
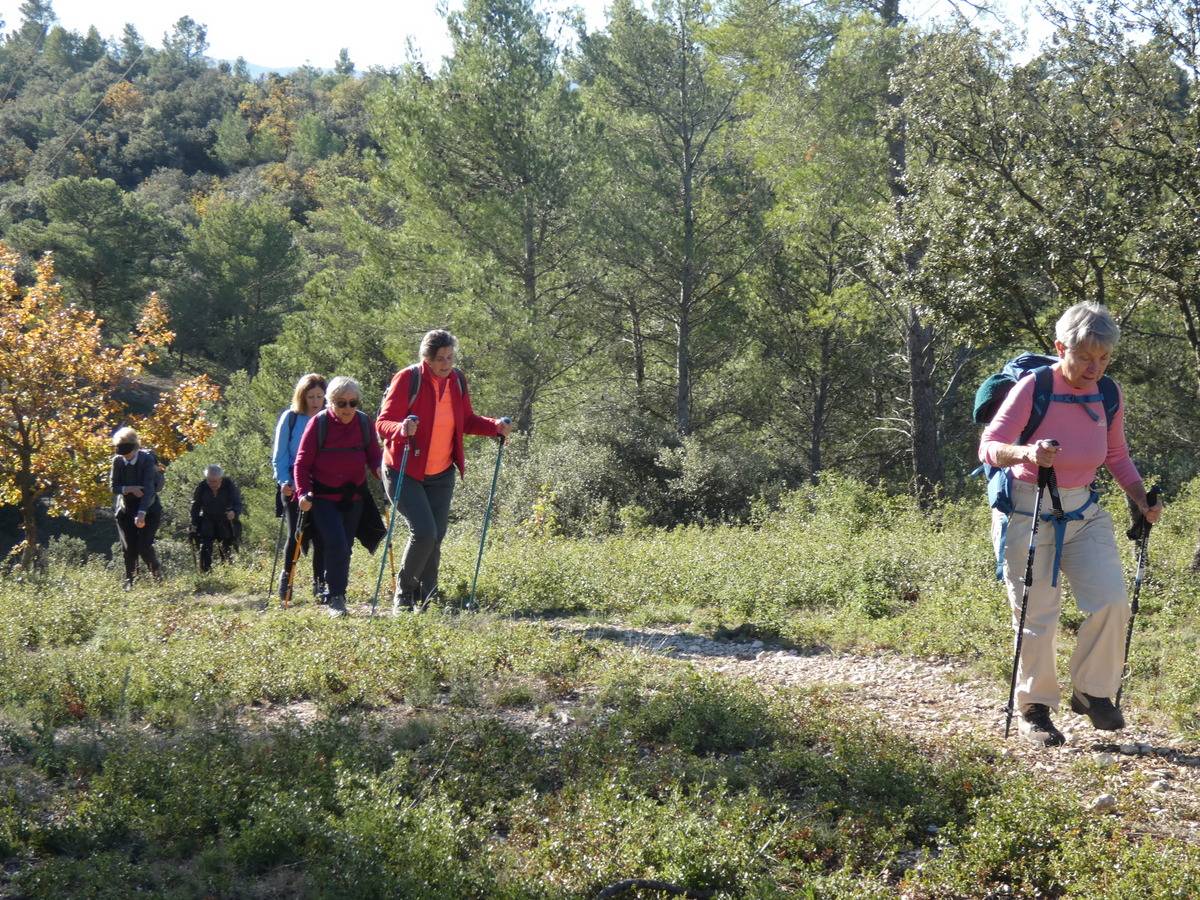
{"left": 293, "top": 409, "right": 383, "bottom": 500}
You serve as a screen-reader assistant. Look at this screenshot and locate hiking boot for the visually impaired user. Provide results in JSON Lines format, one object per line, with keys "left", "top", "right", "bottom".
{"left": 1019, "top": 704, "right": 1065, "bottom": 747}
{"left": 1071, "top": 690, "right": 1125, "bottom": 731}
{"left": 392, "top": 587, "right": 417, "bottom": 615}
{"left": 122, "top": 577, "right": 134, "bottom": 592}
{"left": 327, "top": 594, "right": 347, "bottom": 618}
{"left": 277, "top": 574, "right": 290, "bottom": 601}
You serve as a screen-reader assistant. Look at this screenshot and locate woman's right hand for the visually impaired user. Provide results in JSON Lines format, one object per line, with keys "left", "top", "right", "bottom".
{"left": 298, "top": 494, "right": 313, "bottom": 512}
{"left": 402, "top": 415, "right": 418, "bottom": 437}
{"left": 1028, "top": 439, "right": 1061, "bottom": 468}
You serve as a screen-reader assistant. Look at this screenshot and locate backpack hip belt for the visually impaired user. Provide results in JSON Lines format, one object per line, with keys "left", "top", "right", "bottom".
{"left": 997, "top": 485, "right": 1099, "bottom": 587}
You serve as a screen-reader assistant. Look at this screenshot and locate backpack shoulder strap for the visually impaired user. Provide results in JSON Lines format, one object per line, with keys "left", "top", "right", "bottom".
{"left": 407, "top": 364, "right": 421, "bottom": 411}
{"left": 1099, "top": 375, "right": 1120, "bottom": 429}
{"left": 1018, "top": 366, "right": 1054, "bottom": 446}
{"left": 316, "top": 412, "right": 328, "bottom": 451}
{"left": 286, "top": 410, "right": 297, "bottom": 435}
{"left": 356, "top": 410, "right": 372, "bottom": 449}
{"left": 454, "top": 368, "right": 467, "bottom": 396}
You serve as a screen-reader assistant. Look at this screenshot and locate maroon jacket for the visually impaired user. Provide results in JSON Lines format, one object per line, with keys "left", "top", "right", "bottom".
{"left": 376, "top": 360, "right": 499, "bottom": 479}
{"left": 293, "top": 409, "right": 383, "bottom": 500}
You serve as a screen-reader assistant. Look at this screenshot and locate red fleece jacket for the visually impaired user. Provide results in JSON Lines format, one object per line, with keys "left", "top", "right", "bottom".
{"left": 376, "top": 361, "right": 499, "bottom": 479}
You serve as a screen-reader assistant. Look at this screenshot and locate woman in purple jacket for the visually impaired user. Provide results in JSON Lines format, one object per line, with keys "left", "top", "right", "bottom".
{"left": 294, "top": 377, "right": 383, "bottom": 617}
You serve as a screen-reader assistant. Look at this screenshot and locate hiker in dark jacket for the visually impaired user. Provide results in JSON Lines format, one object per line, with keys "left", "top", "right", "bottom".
{"left": 271, "top": 373, "right": 327, "bottom": 600}
{"left": 109, "top": 426, "right": 163, "bottom": 590}
{"left": 189, "top": 465, "right": 243, "bottom": 572}
{"left": 376, "top": 330, "right": 512, "bottom": 611}
{"left": 295, "top": 376, "right": 384, "bottom": 617}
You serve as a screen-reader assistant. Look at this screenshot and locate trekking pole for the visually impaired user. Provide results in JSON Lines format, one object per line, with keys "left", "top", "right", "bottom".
{"left": 282, "top": 508, "right": 308, "bottom": 610}
{"left": 1117, "top": 485, "right": 1160, "bottom": 706}
{"left": 371, "top": 415, "right": 417, "bottom": 618}
{"left": 266, "top": 494, "right": 286, "bottom": 600}
{"left": 388, "top": 538, "right": 398, "bottom": 599}
{"left": 468, "top": 418, "right": 511, "bottom": 612}
{"left": 1005, "top": 454, "right": 1057, "bottom": 739}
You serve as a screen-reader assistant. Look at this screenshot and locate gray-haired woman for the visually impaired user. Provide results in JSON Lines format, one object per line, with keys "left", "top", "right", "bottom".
{"left": 979, "top": 302, "right": 1163, "bottom": 746}
{"left": 110, "top": 426, "right": 163, "bottom": 589}
{"left": 293, "top": 377, "right": 384, "bottom": 617}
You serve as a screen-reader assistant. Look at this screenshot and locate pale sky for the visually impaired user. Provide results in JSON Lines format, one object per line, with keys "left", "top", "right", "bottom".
{"left": 0, "top": 0, "right": 1055, "bottom": 71}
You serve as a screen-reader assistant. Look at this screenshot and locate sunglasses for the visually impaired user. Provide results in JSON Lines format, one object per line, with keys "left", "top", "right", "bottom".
{"left": 333, "top": 399, "right": 359, "bottom": 409}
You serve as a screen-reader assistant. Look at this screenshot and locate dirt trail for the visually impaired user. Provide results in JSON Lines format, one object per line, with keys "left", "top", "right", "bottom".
{"left": 556, "top": 621, "right": 1200, "bottom": 843}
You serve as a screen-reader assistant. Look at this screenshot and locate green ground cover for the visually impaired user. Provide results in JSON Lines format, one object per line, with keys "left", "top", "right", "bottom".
{"left": 2, "top": 475, "right": 1199, "bottom": 896}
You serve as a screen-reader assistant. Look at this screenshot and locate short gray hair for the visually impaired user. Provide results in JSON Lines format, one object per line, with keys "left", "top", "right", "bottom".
{"left": 326, "top": 376, "right": 361, "bottom": 404}
{"left": 1056, "top": 302, "right": 1120, "bottom": 351}
{"left": 204, "top": 464, "right": 223, "bottom": 478}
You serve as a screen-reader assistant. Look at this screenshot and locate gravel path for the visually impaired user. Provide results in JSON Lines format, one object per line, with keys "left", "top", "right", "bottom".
{"left": 557, "top": 621, "right": 1200, "bottom": 843}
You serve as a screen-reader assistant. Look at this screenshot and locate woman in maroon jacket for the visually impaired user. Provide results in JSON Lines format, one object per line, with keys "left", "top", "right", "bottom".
{"left": 376, "top": 330, "right": 512, "bottom": 611}
{"left": 295, "top": 376, "right": 383, "bottom": 617}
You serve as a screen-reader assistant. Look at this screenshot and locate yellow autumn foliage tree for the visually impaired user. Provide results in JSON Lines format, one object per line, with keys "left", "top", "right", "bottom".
{"left": 0, "top": 244, "right": 220, "bottom": 566}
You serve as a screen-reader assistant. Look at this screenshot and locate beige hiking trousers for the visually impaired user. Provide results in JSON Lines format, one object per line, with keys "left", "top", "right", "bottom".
{"left": 992, "top": 480, "right": 1130, "bottom": 712}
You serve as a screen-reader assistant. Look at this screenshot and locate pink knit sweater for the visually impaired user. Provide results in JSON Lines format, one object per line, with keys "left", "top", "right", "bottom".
{"left": 979, "top": 365, "right": 1141, "bottom": 490}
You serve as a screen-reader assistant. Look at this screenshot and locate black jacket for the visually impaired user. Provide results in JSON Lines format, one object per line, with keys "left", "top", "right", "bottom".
{"left": 190, "top": 478, "right": 243, "bottom": 540}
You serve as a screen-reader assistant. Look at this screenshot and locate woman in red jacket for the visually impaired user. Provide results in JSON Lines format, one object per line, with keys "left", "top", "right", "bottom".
{"left": 295, "top": 376, "right": 383, "bottom": 618}
{"left": 376, "top": 330, "right": 512, "bottom": 611}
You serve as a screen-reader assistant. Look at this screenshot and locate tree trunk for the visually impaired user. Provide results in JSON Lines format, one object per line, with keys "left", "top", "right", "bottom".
{"left": 1177, "top": 292, "right": 1200, "bottom": 396}
{"left": 520, "top": 194, "right": 539, "bottom": 435}
{"left": 809, "top": 329, "right": 832, "bottom": 485}
{"left": 516, "top": 383, "right": 535, "bottom": 434}
{"left": 676, "top": 310, "right": 691, "bottom": 436}
{"left": 882, "top": 0, "right": 942, "bottom": 507}
{"left": 19, "top": 490, "right": 38, "bottom": 569}
{"left": 678, "top": 159, "right": 695, "bottom": 436}
{"left": 629, "top": 299, "right": 646, "bottom": 401}
{"left": 676, "top": 13, "right": 695, "bottom": 437}
{"left": 908, "top": 307, "right": 942, "bottom": 502}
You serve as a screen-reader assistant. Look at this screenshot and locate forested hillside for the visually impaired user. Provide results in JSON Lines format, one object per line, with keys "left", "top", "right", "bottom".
{"left": 3, "top": 0, "right": 1200, "bottom": 552}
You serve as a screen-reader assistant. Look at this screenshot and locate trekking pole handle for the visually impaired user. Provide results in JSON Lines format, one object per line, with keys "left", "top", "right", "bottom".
{"left": 497, "top": 416, "right": 511, "bottom": 445}
{"left": 1126, "top": 485, "right": 1161, "bottom": 542}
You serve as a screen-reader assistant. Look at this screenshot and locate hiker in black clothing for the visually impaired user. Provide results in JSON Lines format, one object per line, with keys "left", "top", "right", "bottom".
{"left": 190, "top": 465, "right": 243, "bottom": 572}
{"left": 110, "top": 426, "right": 163, "bottom": 590}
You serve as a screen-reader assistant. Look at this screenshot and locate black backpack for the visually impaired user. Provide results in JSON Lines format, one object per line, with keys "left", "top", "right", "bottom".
{"left": 315, "top": 409, "right": 374, "bottom": 452}
{"left": 142, "top": 449, "right": 166, "bottom": 494}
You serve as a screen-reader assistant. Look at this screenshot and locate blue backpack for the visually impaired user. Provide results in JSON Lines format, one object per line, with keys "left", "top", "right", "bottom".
{"left": 974, "top": 353, "right": 1119, "bottom": 582}
{"left": 973, "top": 352, "right": 1119, "bottom": 515}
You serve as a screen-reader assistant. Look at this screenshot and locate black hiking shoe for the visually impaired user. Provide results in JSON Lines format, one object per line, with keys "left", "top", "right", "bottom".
{"left": 392, "top": 588, "right": 416, "bottom": 616}
{"left": 277, "top": 575, "right": 290, "bottom": 601}
{"left": 327, "top": 594, "right": 347, "bottom": 618}
{"left": 1070, "top": 690, "right": 1125, "bottom": 731}
{"left": 1019, "top": 704, "right": 1065, "bottom": 747}
{"left": 122, "top": 577, "right": 134, "bottom": 592}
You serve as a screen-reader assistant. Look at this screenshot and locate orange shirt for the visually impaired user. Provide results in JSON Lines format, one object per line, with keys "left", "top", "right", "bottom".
{"left": 425, "top": 374, "right": 455, "bottom": 475}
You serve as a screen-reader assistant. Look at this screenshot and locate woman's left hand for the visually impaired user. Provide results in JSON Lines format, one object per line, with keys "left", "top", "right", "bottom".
{"left": 497, "top": 419, "right": 513, "bottom": 439}
{"left": 1144, "top": 500, "right": 1163, "bottom": 525}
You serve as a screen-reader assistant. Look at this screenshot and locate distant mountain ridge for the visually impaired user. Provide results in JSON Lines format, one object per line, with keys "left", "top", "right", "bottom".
{"left": 217, "top": 59, "right": 327, "bottom": 78}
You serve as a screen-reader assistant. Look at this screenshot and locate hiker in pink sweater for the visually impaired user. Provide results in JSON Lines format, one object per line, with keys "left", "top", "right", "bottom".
{"left": 979, "top": 302, "right": 1163, "bottom": 746}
